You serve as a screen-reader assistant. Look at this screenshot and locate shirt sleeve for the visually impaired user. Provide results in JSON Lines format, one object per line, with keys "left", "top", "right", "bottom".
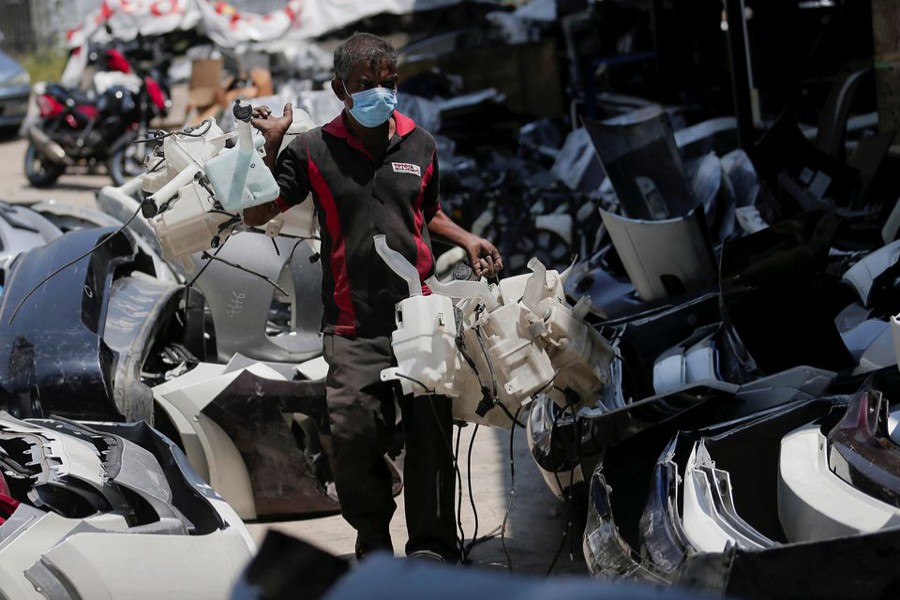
{"left": 273, "top": 135, "right": 312, "bottom": 212}
{"left": 423, "top": 149, "right": 441, "bottom": 222}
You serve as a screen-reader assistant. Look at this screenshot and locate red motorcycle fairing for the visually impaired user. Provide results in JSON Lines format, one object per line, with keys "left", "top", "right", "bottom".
{"left": 104, "top": 47, "right": 132, "bottom": 74}
{"left": 35, "top": 94, "right": 64, "bottom": 118}
{"left": 145, "top": 76, "right": 167, "bottom": 113}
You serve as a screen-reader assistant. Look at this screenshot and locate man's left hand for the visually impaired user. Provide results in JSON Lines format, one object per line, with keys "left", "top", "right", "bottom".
{"left": 465, "top": 237, "right": 503, "bottom": 279}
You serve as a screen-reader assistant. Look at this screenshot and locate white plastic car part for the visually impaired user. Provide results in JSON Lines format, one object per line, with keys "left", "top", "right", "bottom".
{"left": 842, "top": 240, "right": 900, "bottom": 307}
{"left": 141, "top": 107, "right": 303, "bottom": 273}
{"left": 29, "top": 200, "right": 178, "bottom": 284}
{"left": 839, "top": 318, "right": 895, "bottom": 375}
{"left": 204, "top": 114, "right": 278, "bottom": 212}
{"left": 0, "top": 413, "right": 255, "bottom": 600}
{"left": 778, "top": 424, "right": 900, "bottom": 543}
{"left": 377, "top": 237, "right": 614, "bottom": 428}
{"left": 599, "top": 207, "right": 717, "bottom": 302}
{"left": 153, "top": 362, "right": 272, "bottom": 520}
{"left": 681, "top": 442, "right": 771, "bottom": 553}
{"left": 890, "top": 313, "right": 900, "bottom": 372}
{"left": 149, "top": 173, "right": 237, "bottom": 272}
{"left": 383, "top": 294, "right": 461, "bottom": 397}
{"left": 142, "top": 119, "right": 227, "bottom": 195}
{"left": 152, "top": 356, "right": 337, "bottom": 520}
{"left": 526, "top": 394, "right": 585, "bottom": 500}
{"left": 653, "top": 330, "right": 718, "bottom": 395}
{"left": 0, "top": 203, "right": 62, "bottom": 273}
{"left": 98, "top": 177, "right": 163, "bottom": 258}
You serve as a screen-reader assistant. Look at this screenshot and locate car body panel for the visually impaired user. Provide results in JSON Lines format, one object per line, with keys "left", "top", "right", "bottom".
{"left": 0, "top": 413, "right": 254, "bottom": 599}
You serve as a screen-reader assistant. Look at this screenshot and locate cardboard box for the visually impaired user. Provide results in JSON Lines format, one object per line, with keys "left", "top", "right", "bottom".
{"left": 188, "top": 58, "right": 224, "bottom": 108}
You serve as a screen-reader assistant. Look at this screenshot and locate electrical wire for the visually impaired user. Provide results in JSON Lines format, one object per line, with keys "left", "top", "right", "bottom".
{"left": 463, "top": 423, "right": 480, "bottom": 560}
{"left": 395, "top": 370, "right": 496, "bottom": 566}
{"left": 393, "top": 371, "right": 469, "bottom": 562}
{"left": 454, "top": 424, "right": 467, "bottom": 560}
{"left": 472, "top": 323, "right": 526, "bottom": 428}
{"left": 546, "top": 398, "right": 580, "bottom": 577}
{"left": 184, "top": 235, "right": 229, "bottom": 292}
{"left": 499, "top": 406, "right": 523, "bottom": 573}
{"left": 7, "top": 203, "right": 143, "bottom": 325}
{"left": 132, "top": 119, "right": 214, "bottom": 144}
{"left": 547, "top": 406, "right": 567, "bottom": 574}
{"left": 198, "top": 251, "right": 288, "bottom": 296}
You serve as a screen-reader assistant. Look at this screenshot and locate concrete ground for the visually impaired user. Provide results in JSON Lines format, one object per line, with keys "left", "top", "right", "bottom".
{"left": 0, "top": 133, "right": 588, "bottom": 578}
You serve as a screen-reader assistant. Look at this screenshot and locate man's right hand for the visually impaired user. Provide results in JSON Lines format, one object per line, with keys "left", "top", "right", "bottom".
{"left": 251, "top": 102, "right": 294, "bottom": 144}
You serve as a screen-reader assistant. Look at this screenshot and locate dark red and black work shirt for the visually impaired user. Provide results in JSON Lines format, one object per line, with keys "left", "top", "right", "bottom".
{"left": 273, "top": 110, "right": 440, "bottom": 337}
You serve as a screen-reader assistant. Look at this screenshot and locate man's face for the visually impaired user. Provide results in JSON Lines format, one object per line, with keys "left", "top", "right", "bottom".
{"left": 333, "top": 57, "right": 399, "bottom": 109}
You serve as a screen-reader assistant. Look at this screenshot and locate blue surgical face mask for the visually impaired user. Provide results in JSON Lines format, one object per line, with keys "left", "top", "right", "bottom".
{"left": 343, "top": 82, "right": 398, "bottom": 128}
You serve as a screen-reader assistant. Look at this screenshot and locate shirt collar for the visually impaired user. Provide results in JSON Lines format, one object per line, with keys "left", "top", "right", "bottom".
{"left": 323, "top": 110, "right": 417, "bottom": 141}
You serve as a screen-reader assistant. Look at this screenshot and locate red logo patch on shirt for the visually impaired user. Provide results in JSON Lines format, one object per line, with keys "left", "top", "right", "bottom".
{"left": 391, "top": 162, "right": 421, "bottom": 177}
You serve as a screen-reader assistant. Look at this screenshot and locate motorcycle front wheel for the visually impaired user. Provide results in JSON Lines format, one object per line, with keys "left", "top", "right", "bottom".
{"left": 108, "top": 130, "right": 147, "bottom": 187}
{"left": 24, "top": 142, "right": 66, "bottom": 188}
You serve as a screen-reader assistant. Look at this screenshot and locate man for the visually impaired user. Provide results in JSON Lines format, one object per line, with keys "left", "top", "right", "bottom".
{"left": 244, "top": 33, "right": 503, "bottom": 562}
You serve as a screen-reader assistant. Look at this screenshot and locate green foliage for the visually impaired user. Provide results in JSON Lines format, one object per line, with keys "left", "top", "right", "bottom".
{"left": 13, "top": 48, "right": 69, "bottom": 84}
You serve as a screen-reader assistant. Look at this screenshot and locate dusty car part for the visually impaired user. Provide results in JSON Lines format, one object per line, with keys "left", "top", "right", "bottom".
{"left": 584, "top": 109, "right": 696, "bottom": 220}
{"left": 139, "top": 105, "right": 314, "bottom": 272}
{"left": 637, "top": 436, "right": 690, "bottom": 578}
{"left": 378, "top": 240, "right": 614, "bottom": 428}
{"left": 681, "top": 440, "right": 772, "bottom": 553}
{"left": 98, "top": 123, "right": 324, "bottom": 365}
{"left": 562, "top": 257, "right": 639, "bottom": 320}
{"left": 140, "top": 111, "right": 269, "bottom": 271}
{"left": 97, "top": 176, "right": 164, "bottom": 256}
{"left": 527, "top": 394, "right": 584, "bottom": 500}
{"left": 841, "top": 239, "right": 900, "bottom": 308}
{"left": 28, "top": 199, "right": 177, "bottom": 283}
{"left": 189, "top": 229, "right": 324, "bottom": 364}
{"left": 686, "top": 152, "right": 736, "bottom": 244}
{"left": 652, "top": 326, "right": 720, "bottom": 395}
{"left": 0, "top": 202, "right": 62, "bottom": 277}
{"left": 826, "top": 388, "right": 900, "bottom": 508}
{"left": 0, "top": 227, "right": 202, "bottom": 423}
{"left": 720, "top": 211, "right": 855, "bottom": 375}
{"left": 0, "top": 413, "right": 254, "bottom": 600}
{"left": 839, "top": 318, "right": 895, "bottom": 374}
{"left": 153, "top": 360, "right": 339, "bottom": 519}
{"left": 599, "top": 208, "right": 716, "bottom": 302}
{"left": 778, "top": 422, "right": 900, "bottom": 543}
{"left": 673, "top": 116, "right": 738, "bottom": 161}
{"left": 585, "top": 389, "right": 900, "bottom": 598}
{"left": 585, "top": 399, "right": 799, "bottom": 581}
{"left": 611, "top": 292, "right": 723, "bottom": 400}
{"left": 750, "top": 113, "right": 861, "bottom": 215}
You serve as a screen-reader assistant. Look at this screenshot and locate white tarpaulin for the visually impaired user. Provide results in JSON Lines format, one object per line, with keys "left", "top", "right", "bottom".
{"left": 65, "top": 0, "right": 493, "bottom": 50}
{"left": 61, "top": 0, "right": 494, "bottom": 84}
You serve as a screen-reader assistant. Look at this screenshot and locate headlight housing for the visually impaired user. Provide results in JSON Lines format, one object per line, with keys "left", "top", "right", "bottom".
{"left": 7, "top": 69, "right": 30, "bottom": 87}
{"left": 527, "top": 394, "right": 580, "bottom": 472}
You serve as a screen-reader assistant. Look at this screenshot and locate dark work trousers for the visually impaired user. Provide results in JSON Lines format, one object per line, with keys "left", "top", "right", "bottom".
{"left": 323, "top": 333, "right": 458, "bottom": 561}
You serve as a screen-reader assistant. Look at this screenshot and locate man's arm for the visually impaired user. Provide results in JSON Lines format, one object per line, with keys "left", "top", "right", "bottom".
{"left": 428, "top": 209, "right": 503, "bottom": 278}
{"left": 244, "top": 103, "right": 295, "bottom": 226}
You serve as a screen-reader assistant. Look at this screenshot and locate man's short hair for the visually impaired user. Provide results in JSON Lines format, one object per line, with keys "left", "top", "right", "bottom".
{"left": 334, "top": 33, "right": 398, "bottom": 82}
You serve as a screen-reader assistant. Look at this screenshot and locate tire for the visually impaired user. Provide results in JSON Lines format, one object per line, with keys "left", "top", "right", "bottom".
{"left": 107, "top": 130, "right": 147, "bottom": 187}
{"left": 24, "top": 142, "right": 66, "bottom": 188}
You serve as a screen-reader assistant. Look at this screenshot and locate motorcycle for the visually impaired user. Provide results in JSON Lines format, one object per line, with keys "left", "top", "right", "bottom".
{"left": 24, "top": 42, "right": 168, "bottom": 188}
